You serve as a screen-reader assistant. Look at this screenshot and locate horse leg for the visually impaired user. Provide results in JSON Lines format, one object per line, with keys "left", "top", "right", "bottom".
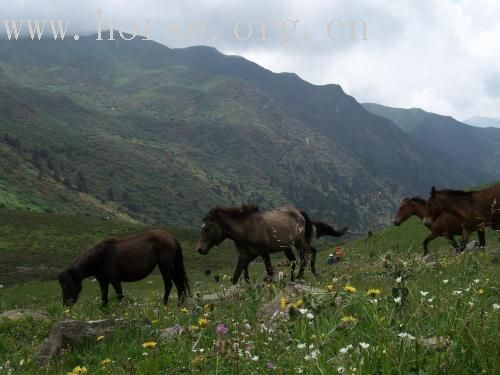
{"left": 284, "top": 249, "right": 296, "bottom": 281}
{"left": 262, "top": 253, "right": 274, "bottom": 282}
{"left": 310, "top": 246, "right": 317, "bottom": 276}
{"left": 446, "top": 234, "right": 459, "bottom": 252}
{"left": 296, "top": 248, "right": 307, "bottom": 280}
{"left": 243, "top": 254, "right": 258, "bottom": 284}
{"left": 422, "top": 233, "right": 437, "bottom": 256}
{"left": 477, "top": 229, "right": 486, "bottom": 248}
{"left": 98, "top": 278, "right": 109, "bottom": 306}
{"left": 156, "top": 263, "right": 174, "bottom": 305}
{"left": 460, "top": 226, "right": 472, "bottom": 252}
{"left": 111, "top": 280, "right": 124, "bottom": 300}
{"left": 232, "top": 255, "right": 248, "bottom": 285}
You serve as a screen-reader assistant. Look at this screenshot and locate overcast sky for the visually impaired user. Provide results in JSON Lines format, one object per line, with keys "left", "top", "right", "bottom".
{"left": 3, "top": 0, "right": 500, "bottom": 122}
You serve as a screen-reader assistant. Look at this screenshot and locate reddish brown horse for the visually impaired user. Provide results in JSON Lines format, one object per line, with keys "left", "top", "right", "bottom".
{"left": 58, "top": 230, "right": 190, "bottom": 306}
{"left": 424, "top": 184, "right": 500, "bottom": 250}
{"left": 393, "top": 197, "right": 485, "bottom": 255}
{"left": 196, "top": 205, "right": 348, "bottom": 284}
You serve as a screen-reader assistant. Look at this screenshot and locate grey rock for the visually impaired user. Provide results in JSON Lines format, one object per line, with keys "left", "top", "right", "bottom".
{"left": 0, "top": 309, "right": 49, "bottom": 321}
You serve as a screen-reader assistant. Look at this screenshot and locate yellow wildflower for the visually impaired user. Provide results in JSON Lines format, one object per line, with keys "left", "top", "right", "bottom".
{"left": 142, "top": 341, "right": 157, "bottom": 349}
{"left": 204, "top": 303, "right": 214, "bottom": 311}
{"left": 198, "top": 317, "right": 209, "bottom": 328}
{"left": 478, "top": 288, "right": 485, "bottom": 295}
{"left": 100, "top": 358, "right": 112, "bottom": 366}
{"left": 151, "top": 319, "right": 159, "bottom": 324}
{"left": 96, "top": 335, "right": 105, "bottom": 341}
{"left": 344, "top": 285, "right": 357, "bottom": 293}
{"left": 367, "top": 288, "right": 381, "bottom": 297}
{"left": 292, "top": 299, "right": 303, "bottom": 309}
{"left": 280, "top": 296, "right": 289, "bottom": 309}
{"left": 67, "top": 366, "right": 87, "bottom": 375}
{"left": 326, "top": 284, "right": 335, "bottom": 292}
{"left": 181, "top": 307, "right": 189, "bottom": 313}
{"left": 340, "top": 315, "right": 357, "bottom": 323}
{"left": 192, "top": 353, "right": 205, "bottom": 365}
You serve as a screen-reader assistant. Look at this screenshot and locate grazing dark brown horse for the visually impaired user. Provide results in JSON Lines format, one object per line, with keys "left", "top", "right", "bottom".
{"left": 196, "top": 205, "right": 348, "bottom": 284}
{"left": 58, "top": 230, "right": 190, "bottom": 306}
{"left": 393, "top": 197, "right": 485, "bottom": 255}
{"left": 424, "top": 184, "right": 500, "bottom": 250}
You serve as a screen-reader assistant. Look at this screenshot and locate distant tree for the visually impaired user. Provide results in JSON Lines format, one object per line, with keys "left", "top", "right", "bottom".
{"left": 75, "top": 171, "right": 88, "bottom": 193}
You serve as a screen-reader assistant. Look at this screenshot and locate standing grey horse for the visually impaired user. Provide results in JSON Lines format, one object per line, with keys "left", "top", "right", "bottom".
{"left": 196, "top": 205, "right": 348, "bottom": 283}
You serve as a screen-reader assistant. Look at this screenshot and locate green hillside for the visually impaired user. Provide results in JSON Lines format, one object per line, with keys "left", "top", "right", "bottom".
{"left": 0, "top": 35, "right": 495, "bottom": 230}
{"left": 363, "top": 103, "right": 500, "bottom": 179}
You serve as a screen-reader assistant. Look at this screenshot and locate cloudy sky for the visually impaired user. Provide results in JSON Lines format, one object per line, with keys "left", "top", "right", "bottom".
{"left": 2, "top": 0, "right": 500, "bottom": 122}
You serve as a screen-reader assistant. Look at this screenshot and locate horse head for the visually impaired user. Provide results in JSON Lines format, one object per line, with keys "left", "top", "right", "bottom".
{"left": 196, "top": 210, "right": 226, "bottom": 255}
{"left": 393, "top": 198, "right": 413, "bottom": 226}
{"left": 58, "top": 268, "right": 82, "bottom": 306}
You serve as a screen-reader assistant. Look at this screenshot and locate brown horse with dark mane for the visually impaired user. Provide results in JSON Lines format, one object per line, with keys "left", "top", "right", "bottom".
{"left": 196, "top": 205, "right": 348, "bottom": 284}
{"left": 393, "top": 197, "right": 485, "bottom": 255}
{"left": 58, "top": 230, "right": 190, "bottom": 306}
{"left": 424, "top": 184, "right": 500, "bottom": 250}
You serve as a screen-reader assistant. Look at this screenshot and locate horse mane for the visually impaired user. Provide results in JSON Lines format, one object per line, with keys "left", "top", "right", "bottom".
{"left": 72, "top": 239, "right": 117, "bottom": 268}
{"left": 410, "top": 196, "right": 427, "bottom": 205}
{"left": 438, "top": 189, "right": 472, "bottom": 197}
{"left": 205, "top": 204, "right": 260, "bottom": 220}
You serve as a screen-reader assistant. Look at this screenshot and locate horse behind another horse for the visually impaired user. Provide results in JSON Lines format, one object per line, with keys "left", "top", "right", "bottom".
{"left": 58, "top": 230, "right": 190, "bottom": 306}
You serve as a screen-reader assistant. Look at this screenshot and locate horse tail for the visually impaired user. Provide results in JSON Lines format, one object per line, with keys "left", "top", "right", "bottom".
{"left": 172, "top": 239, "right": 191, "bottom": 297}
{"left": 311, "top": 221, "right": 349, "bottom": 238}
{"left": 299, "top": 210, "right": 313, "bottom": 244}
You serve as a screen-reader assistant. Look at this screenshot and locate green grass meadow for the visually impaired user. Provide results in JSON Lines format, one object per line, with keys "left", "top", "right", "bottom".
{"left": 0, "top": 210, "right": 499, "bottom": 374}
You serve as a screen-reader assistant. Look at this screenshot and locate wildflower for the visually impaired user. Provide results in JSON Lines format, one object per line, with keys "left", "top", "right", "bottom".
{"left": 420, "top": 291, "right": 429, "bottom": 297}
{"left": 326, "top": 284, "right": 335, "bottom": 292}
{"left": 359, "top": 342, "right": 370, "bottom": 349}
{"left": 251, "top": 355, "right": 259, "bottom": 361}
{"left": 67, "top": 366, "right": 87, "bottom": 375}
{"left": 398, "top": 332, "right": 416, "bottom": 340}
{"left": 370, "top": 298, "right": 378, "bottom": 304}
{"left": 96, "top": 335, "right": 105, "bottom": 341}
{"left": 198, "top": 317, "right": 209, "bottom": 328}
{"left": 443, "top": 279, "right": 449, "bottom": 284}
{"left": 339, "top": 344, "right": 353, "bottom": 354}
{"left": 367, "top": 288, "right": 381, "bottom": 297}
{"left": 204, "top": 303, "right": 214, "bottom": 311}
{"left": 151, "top": 319, "right": 159, "bottom": 324}
{"left": 477, "top": 288, "right": 485, "bottom": 295}
{"left": 396, "top": 277, "right": 402, "bottom": 283}
{"left": 309, "top": 343, "right": 314, "bottom": 349}
{"left": 311, "top": 349, "right": 320, "bottom": 359}
{"left": 297, "top": 343, "right": 306, "bottom": 349}
{"left": 100, "top": 358, "right": 112, "bottom": 366}
{"left": 267, "top": 361, "right": 276, "bottom": 369}
{"left": 474, "top": 279, "right": 480, "bottom": 284}
{"left": 142, "top": 341, "right": 157, "bottom": 349}
{"left": 192, "top": 353, "right": 205, "bottom": 365}
{"left": 337, "top": 367, "right": 346, "bottom": 374}
{"left": 216, "top": 323, "right": 228, "bottom": 334}
{"left": 292, "top": 299, "right": 304, "bottom": 309}
{"left": 468, "top": 301, "right": 474, "bottom": 307}
{"left": 340, "top": 315, "right": 357, "bottom": 323}
{"left": 181, "top": 307, "right": 189, "bottom": 313}
{"left": 344, "top": 285, "right": 357, "bottom": 293}
{"left": 394, "top": 297, "right": 402, "bottom": 303}
{"left": 493, "top": 303, "right": 500, "bottom": 310}
{"left": 452, "top": 290, "right": 463, "bottom": 296}
{"left": 306, "top": 312, "right": 314, "bottom": 320}
{"left": 280, "top": 296, "right": 289, "bottom": 309}
{"left": 427, "top": 298, "right": 434, "bottom": 303}
{"left": 278, "top": 271, "right": 285, "bottom": 280}
{"left": 298, "top": 308, "right": 308, "bottom": 315}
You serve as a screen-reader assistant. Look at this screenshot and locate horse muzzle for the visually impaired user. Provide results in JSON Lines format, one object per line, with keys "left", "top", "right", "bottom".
{"left": 393, "top": 220, "right": 400, "bottom": 226}
{"left": 422, "top": 217, "right": 432, "bottom": 226}
{"left": 197, "top": 246, "right": 209, "bottom": 255}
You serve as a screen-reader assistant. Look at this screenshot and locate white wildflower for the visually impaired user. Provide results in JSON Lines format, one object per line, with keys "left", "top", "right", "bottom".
{"left": 311, "top": 349, "right": 320, "bottom": 359}
{"left": 443, "top": 279, "right": 449, "bottom": 284}
{"left": 493, "top": 303, "right": 500, "bottom": 310}
{"left": 306, "top": 312, "right": 314, "bottom": 320}
{"left": 396, "top": 277, "right": 402, "bottom": 283}
{"left": 297, "top": 343, "right": 306, "bottom": 349}
{"left": 474, "top": 279, "right": 480, "bottom": 284}
{"left": 337, "top": 367, "right": 345, "bottom": 374}
{"left": 394, "top": 297, "right": 402, "bottom": 303}
{"left": 420, "top": 291, "right": 429, "bottom": 297}
{"left": 398, "top": 332, "right": 416, "bottom": 340}
{"left": 299, "top": 308, "right": 308, "bottom": 315}
{"left": 452, "top": 290, "right": 463, "bottom": 296}
{"left": 359, "top": 342, "right": 370, "bottom": 349}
